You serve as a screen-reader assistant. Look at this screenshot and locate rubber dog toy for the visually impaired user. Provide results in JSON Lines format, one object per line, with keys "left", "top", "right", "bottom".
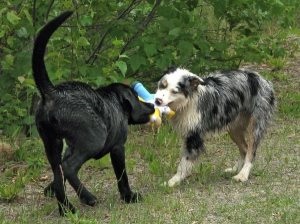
{"left": 131, "top": 81, "right": 175, "bottom": 127}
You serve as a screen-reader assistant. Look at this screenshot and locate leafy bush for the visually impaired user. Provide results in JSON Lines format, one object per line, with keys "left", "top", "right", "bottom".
{"left": 0, "top": 0, "right": 299, "bottom": 137}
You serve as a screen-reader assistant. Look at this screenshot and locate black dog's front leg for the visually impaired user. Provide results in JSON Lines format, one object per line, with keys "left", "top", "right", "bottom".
{"left": 110, "top": 146, "right": 141, "bottom": 203}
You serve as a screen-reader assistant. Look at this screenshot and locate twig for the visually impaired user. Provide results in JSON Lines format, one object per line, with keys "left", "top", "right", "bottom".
{"left": 71, "top": 0, "right": 80, "bottom": 21}
{"left": 86, "top": 0, "right": 142, "bottom": 65}
{"left": 32, "top": 0, "right": 37, "bottom": 39}
{"left": 119, "top": 0, "right": 162, "bottom": 55}
{"left": 45, "top": 0, "right": 55, "bottom": 21}
{"left": 86, "top": 28, "right": 112, "bottom": 65}
{"left": 116, "top": 0, "right": 141, "bottom": 20}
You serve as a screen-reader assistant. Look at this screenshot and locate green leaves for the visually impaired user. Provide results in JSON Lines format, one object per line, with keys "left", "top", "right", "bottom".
{"left": 144, "top": 43, "right": 157, "bottom": 57}
{"left": 6, "top": 11, "right": 20, "bottom": 25}
{"left": 1, "top": 54, "right": 14, "bottom": 70}
{"left": 77, "top": 36, "right": 90, "bottom": 47}
{"left": 178, "top": 41, "right": 194, "bottom": 57}
{"left": 115, "top": 60, "right": 127, "bottom": 76}
{"left": 129, "top": 55, "right": 146, "bottom": 72}
{"left": 79, "top": 15, "right": 93, "bottom": 26}
{"left": 169, "top": 27, "right": 181, "bottom": 37}
{"left": 16, "top": 27, "right": 29, "bottom": 38}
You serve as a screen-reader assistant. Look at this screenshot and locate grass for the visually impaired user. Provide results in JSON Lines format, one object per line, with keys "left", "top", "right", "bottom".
{"left": 1, "top": 116, "right": 299, "bottom": 223}
{"left": 0, "top": 64, "right": 299, "bottom": 223}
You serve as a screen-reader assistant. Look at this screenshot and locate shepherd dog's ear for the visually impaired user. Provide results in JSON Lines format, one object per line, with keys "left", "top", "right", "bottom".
{"left": 188, "top": 76, "right": 204, "bottom": 91}
{"left": 181, "top": 76, "right": 203, "bottom": 92}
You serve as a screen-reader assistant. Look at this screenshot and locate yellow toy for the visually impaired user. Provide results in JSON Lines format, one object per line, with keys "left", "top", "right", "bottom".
{"left": 132, "top": 82, "right": 175, "bottom": 127}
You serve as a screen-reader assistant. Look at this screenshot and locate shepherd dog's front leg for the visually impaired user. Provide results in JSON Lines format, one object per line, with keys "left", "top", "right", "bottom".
{"left": 168, "top": 131, "right": 204, "bottom": 187}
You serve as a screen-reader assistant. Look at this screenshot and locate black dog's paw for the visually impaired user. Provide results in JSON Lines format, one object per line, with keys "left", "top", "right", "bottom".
{"left": 58, "top": 201, "right": 76, "bottom": 216}
{"left": 44, "top": 182, "right": 55, "bottom": 197}
{"left": 122, "top": 192, "right": 142, "bottom": 203}
{"left": 80, "top": 193, "right": 98, "bottom": 206}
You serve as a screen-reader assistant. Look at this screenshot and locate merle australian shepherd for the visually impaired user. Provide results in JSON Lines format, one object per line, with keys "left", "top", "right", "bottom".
{"left": 32, "top": 11, "right": 154, "bottom": 215}
{"left": 155, "top": 67, "right": 275, "bottom": 187}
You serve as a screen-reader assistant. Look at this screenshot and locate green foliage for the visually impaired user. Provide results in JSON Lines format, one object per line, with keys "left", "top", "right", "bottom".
{"left": 0, "top": 138, "right": 46, "bottom": 201}
{"left": 0, "top": 174, "right": 26, "bottom": 201}
{"left": 0, "top": 0, "right": 299, "bottom": 136}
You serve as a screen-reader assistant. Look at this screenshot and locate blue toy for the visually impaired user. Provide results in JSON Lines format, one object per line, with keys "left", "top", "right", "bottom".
{"left": 131, "top": 82, "right": 155, "bottom": 102}
{"left": 131, "top": 82, "right": 175, "bottom": 127}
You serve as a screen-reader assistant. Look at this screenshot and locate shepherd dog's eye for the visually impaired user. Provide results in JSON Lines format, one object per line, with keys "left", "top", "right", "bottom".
{"left": 171, "top": 90, "right": 179, "bottom": 94}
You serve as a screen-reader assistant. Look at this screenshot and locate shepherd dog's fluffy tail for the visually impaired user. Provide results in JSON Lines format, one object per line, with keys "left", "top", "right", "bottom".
{"left": 32, "top": 11, "right": 73, "bottom": 98}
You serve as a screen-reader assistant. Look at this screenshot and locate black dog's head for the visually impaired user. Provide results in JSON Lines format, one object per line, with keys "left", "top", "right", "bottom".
{"left": 124, "top": 88, "right": 155, "bottom": 125}
{"left": 108, "top": 84, "right": 155, "bottom": 124}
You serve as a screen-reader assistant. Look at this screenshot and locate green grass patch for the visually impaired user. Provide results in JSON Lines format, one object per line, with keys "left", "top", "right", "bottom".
{"left": 278, "top": 91, "right": 300, "bottom": 118}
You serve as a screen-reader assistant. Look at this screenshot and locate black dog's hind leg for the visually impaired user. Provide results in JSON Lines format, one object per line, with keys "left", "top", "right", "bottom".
{"left": 62, "top": 149, "right": 98, "bottom": 206}
{"left": 44, "top": 146, "right": 73, "bottom": 197}
{"left": 38, "top": 127, "right": 76, "bottom": 215}
{"left": 110, "top": 146, "right": 141, "bottom": 203}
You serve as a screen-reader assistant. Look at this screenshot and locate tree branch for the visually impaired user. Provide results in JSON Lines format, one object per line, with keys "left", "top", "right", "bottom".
{"left": 32, "top": 0, "right": 37, "bottom": 39}
{"left": 45, "top": 0, "right": 55, "bottom": 21}
{"left": 86, "top": 29, "right": 111, "bottom": 64}
{"left": 86, "top": 0, "right": 142, "bottom": 65}
{"left": 119, "top": 0, "right": 162, "bottom": 55}
{"left": 117, "top": 0, "right": 141, "bottom": 20}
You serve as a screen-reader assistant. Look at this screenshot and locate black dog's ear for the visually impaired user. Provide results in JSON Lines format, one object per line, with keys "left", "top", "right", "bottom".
{"left": 124, "top": 96, "right": 139, "bottom": 114}
{"left": 123, "top": 91, "right": 154, "bottom": 124}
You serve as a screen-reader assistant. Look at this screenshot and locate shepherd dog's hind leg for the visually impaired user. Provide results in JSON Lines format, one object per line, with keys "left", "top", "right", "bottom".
{"left": 233, "top": 116, "right": 262, "bottom": 182}
{"left": 226, "top": 113, "right": 250, "bottom": 174}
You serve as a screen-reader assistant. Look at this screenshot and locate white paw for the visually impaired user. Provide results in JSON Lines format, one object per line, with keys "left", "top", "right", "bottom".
{"left": 161, "top": 181, "right": 168, "bottom": 187}
{"left": 167, "top": 175, "right": 181, "bottom": 187}
{"left": 233, "top": 173, "right": 248, "bottom": 182}
{"left": 224, "top": 167, "right": 237, "bottom": 173}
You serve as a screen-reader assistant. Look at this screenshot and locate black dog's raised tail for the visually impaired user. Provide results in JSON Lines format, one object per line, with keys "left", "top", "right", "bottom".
{"left": 32, "top": 11, "right": 73, "bottom": 97}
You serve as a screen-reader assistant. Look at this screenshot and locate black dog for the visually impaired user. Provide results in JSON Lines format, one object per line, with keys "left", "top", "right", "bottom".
{"left": 32, "top": 11, "right": 154, "bottom": 215}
